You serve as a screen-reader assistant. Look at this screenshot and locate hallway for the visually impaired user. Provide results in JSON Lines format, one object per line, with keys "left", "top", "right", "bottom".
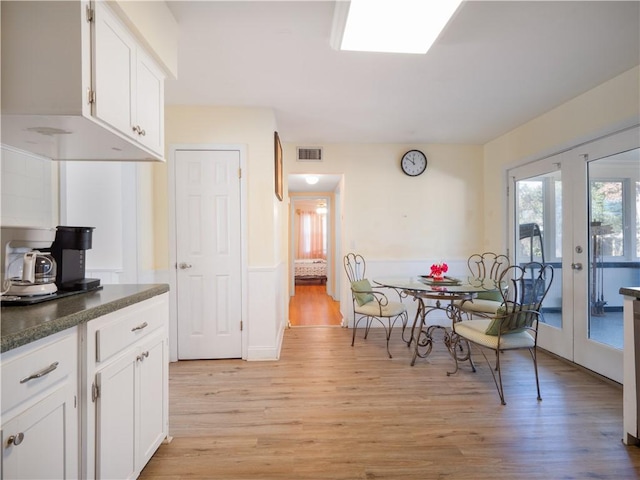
{"left": 289, "top": 284, "right": 342, "bottom": 327}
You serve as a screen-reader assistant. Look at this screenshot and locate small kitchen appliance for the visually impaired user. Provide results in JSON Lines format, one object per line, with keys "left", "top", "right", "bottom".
{"left": 50, "top": 226, "right": 100, "bottom": 292}
{"left": 5, "top": 250, "right": 58, "bottom": 296}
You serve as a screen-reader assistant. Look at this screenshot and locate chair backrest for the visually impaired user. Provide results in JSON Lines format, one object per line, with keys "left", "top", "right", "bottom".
{"left": 467, "top": 252, "right": 510, "bottom": 281}
{"left": 496, "top": 262, "right": 554, "bottom": 334}
{"left": 344, "top": 253, "right": 366, "bottom": 283}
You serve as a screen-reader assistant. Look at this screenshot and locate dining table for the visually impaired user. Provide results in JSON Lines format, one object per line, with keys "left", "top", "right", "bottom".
{"left": 373, "top": 276, "right": 503, "bottom": 366}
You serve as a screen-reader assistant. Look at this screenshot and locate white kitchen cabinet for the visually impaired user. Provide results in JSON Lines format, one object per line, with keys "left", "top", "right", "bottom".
{"left": 1, "top": 0, "right": 165, "bottom": 161}
{"left": 93, "top": 1, "right": 165, "bottom": 155}
{"left": 1, "top": 328, "right": 79, "bottom": 479}
{"left": 82, "top": 293, "right": 169, "bottom": 479}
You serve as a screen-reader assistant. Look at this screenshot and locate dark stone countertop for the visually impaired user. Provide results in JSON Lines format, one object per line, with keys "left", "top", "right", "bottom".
{"left": 620, "top": 287, "right": 640, "bottom": 299}
{"left": 1, "top": 284, "right": 169, "bottom": 353}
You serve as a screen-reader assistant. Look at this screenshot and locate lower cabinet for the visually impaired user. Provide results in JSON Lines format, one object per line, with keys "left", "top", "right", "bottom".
{"left": 83, "top": 293, "right": 169, "bottom": 479}
{"left": 1, "top": 328, "right": 78, "bottom": 479}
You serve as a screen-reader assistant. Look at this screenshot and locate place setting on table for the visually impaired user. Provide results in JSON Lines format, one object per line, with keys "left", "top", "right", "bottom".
{"left": 373, "top": 262, "right": 504, "bottom": 366}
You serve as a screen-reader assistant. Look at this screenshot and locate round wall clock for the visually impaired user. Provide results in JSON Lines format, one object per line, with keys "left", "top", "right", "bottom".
{"left": 400, "top": 150, "right": 427, "bottom": 176}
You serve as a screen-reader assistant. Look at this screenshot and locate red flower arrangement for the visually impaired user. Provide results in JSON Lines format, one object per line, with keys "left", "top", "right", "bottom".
{"left": 430, "top": 262, "right": 448, "bottom": 280}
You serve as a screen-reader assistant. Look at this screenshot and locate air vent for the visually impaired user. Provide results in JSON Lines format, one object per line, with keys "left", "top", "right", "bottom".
{"left": 297, "top": 147, "right": 323, "bottom": 162}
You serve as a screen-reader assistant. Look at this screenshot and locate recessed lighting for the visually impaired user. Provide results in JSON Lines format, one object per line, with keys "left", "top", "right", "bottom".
{"left": 333, "top": 0, "right": 462, "bottom": 54}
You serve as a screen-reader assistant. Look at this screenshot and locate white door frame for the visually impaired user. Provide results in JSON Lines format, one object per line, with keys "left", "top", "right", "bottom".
{"left": 167, "top": 144, "right": 248, "bottom": 362}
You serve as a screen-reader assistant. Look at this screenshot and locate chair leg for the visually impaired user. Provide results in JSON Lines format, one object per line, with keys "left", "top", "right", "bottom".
{"left": 528, "top": 347, "right": 542, "bottom": 401}
{"left": 384, "top": 322, "right": 393, "bottom": 358}
{"left": 494, "top": 349, "right": 506, "bottom": 405}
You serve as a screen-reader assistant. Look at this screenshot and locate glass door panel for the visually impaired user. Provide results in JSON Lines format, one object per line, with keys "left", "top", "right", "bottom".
{"left": 586, "top": 152, "right": 640, "bottom": 350}
{"left": 509, "top": 155, "right": 573, "bottom": 359}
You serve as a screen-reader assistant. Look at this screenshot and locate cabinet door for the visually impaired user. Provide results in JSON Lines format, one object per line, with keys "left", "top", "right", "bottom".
{"left": 95, "top": 354, "right": 136, "bottom": 480}
{"left": 93, "top": 0, "right": 135, "bottom": 139}
{"left": 1, "top": 385, "right": 78, "bottom": 479}
{"left": 135, "top": 49, "right": 164, "bottom": 155}
{"left": 137, "top": 334, "right": 167, "bottom": 468}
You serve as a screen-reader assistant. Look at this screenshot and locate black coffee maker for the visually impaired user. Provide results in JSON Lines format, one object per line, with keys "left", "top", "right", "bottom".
{"left": 50, "top": 226, "right": 101, "bottom": 292}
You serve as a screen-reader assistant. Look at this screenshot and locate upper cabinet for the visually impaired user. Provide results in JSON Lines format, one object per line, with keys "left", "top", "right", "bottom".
{"left": 1, "top": 0, "right": 167, "bottom": 162}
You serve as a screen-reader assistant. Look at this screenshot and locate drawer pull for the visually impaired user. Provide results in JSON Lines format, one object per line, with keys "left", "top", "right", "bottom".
{"left": 131, "top": 322, "right": 149, "bottom": 332}
{"left": 7, "top": 432, "right": 24, "bottom": 447}
{"left": 20, "top": 362, "right": 59, "bottom": 384}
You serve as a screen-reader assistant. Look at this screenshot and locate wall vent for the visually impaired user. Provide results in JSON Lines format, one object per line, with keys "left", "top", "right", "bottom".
{"left": 296, "top": 147, "right": 323, "bottom": 162}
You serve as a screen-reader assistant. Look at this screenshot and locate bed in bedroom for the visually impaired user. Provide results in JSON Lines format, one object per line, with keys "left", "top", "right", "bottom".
{"left": 294, "top": 258, "right": 327, "bottom": 285}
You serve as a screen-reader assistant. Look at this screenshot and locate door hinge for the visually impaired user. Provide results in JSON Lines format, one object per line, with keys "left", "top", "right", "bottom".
{"left": 239, "top": 168, "right": 242, "bottom": 179}
{"left": 74, "top": 395, "right": 77, "bottom": 409}
{"left": 86, "top": 5, "right": 94, "bottom": 22}
{"left": 240, "top": 320, "right": 243, "bottom": 331}
{"left": 91, "top": 382, "right": 100, "bottom": 402}
{"left": 87, "top": 88, "right": 96, "bottom": 105}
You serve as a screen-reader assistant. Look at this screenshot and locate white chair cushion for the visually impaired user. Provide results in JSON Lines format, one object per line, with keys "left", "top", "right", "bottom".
{"left": 454, "top": 319, "right": 535, "bottom": 349}
{"left": 355, "top": 300, "right": 406, "bottom": 317}
{"left": 456, "top": 299, "right": 503, "bottom": 314}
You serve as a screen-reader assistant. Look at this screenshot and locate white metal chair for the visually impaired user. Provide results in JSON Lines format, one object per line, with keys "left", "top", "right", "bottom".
{"left": 448, "top": 262, "right": 554, "bottom": 405}
{"left": 343, "top": 253, "right": 408, "bottom": 358}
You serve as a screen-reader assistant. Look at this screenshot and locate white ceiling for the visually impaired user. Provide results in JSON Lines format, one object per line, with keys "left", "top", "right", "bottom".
{"left": 164, "top": 1, "right": 640, "bottom": 146}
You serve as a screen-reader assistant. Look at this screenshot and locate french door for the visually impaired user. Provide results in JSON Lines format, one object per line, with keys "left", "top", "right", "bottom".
{"left": 508, "top": 127, "right": 640, "bottom": 382}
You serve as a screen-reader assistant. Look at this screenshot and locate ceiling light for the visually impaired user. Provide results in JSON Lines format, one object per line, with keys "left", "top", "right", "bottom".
{"left": 332, "top": 0, "right": 462, "bottom": 54}
{"left": 306, "top": 175, "right": 319, "bottom": 185}
{"left": 316, "top": 206, "right": 328, "bottom": 215}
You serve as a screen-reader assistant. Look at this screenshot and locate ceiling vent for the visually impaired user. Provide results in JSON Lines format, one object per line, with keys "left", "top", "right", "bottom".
{"left": 296, "top": 147, "right": 323, "bottom": 162}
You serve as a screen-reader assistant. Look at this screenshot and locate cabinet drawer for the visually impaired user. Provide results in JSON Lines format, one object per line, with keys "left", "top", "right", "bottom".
{"left": 1, "top": 329, "right": 77, "bottom": 416}
{"left": 95, "top": 298, "right": 166, "bottom": 363}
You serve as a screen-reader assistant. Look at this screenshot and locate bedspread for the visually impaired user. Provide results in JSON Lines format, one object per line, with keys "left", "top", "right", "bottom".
{"left": 294, "top": 259, "right": 327, "bottom": 277}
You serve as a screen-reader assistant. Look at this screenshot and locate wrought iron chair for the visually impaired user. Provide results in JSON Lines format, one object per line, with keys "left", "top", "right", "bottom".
{"left": 343, "top": 253, "right": 408, "bottom": 358}
{"left": 457, "top": 252, "right": 511, "bottom": 318}
{"left": 448, "top": 262, "right": 554, "bottom": 405}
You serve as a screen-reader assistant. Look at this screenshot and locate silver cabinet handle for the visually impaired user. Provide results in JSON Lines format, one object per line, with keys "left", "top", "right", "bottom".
{"left": 178, "top": 262, "right": 192, "bottom": 269}
{"left": 136, "top": 351, "right": 150, "bottom": 362}
{"left": 131, "top": 322, "right": 148, "bottom": 332}
{"left": 7, "top": 433, "right": 24, "bottom": 446}
{"left": 20, "top": 362, "right": 59, "bottom": 384}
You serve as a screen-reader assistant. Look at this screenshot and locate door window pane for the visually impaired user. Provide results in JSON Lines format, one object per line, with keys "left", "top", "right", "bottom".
{"left": 515, "top": 172, "right": 562, "bottom": 329}
{"left": 587, "top": 151, "right": 640, "bottom": 349}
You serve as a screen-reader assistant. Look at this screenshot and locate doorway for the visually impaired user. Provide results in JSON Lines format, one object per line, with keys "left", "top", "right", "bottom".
{"left": 288, "top": 174, "right": 342, "bottom": 327}
{"left": 508, "top": 126, "right": 640, "bottom": 382}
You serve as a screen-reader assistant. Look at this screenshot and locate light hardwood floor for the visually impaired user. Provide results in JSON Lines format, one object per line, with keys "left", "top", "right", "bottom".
{"left": 289, "top": 284, "right": 342, "bottom": 326}
{"left": 140, "top": 325, "right": 640, "bottom": 480}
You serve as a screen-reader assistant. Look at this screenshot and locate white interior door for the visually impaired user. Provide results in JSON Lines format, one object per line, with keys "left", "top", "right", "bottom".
{"left": 175, "top": 149, "right": 242, "bottom": 359}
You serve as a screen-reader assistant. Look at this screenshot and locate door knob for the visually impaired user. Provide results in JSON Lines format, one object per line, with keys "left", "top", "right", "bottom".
{"left": 178, "top": 262, "right": 192, "bottom": 269}
{"left": 571, "top": 263, "right": 583, "bottom": 271}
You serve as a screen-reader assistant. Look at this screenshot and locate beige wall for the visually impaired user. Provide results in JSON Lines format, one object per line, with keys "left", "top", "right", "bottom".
{"left": 285, "top": 143, "right": 485, "bottom": 262}
{"left": 483, "top": 66, "right": 640, "bottom": 251}
{"left": 154, "top": 105, "right": 278, "bottom": 269}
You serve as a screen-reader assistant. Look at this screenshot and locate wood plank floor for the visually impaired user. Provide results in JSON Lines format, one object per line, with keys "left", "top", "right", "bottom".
{"left": 288, "top": 284, "right": 342, "bottom": 326}
{"left": 140, "top": 326, "right": 640, "bottom": 480}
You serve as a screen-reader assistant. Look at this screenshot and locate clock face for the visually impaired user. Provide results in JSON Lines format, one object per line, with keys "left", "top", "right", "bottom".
{"left": 401, "top": 150, "right": 427, "bottom": 176}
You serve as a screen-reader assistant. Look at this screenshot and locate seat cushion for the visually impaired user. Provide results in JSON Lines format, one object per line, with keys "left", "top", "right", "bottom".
{"left": 352, "top": 279, "right": 374, "bottom": 306}
{"left": 454, "top": 319, "right": 534, "bottom": 349}
{"left": 457, "top": 298, "right": 503, "bottom": 314}
{"left": 356, "top": 300, "right": 406, "bottom": 317}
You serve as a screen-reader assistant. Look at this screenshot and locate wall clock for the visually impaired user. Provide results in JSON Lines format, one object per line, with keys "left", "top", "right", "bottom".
{"left": 400, "top": 150, "right": 427, "bottom": 177}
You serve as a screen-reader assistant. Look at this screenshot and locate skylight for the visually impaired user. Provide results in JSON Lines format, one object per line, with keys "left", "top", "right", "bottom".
{"left": 332, "top": 0, "right": 462, "bottom": 54}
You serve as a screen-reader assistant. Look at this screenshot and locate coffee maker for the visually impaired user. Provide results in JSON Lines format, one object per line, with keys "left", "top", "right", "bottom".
{"left": 50, "top": 226, "right": 100, "bottom": 292}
